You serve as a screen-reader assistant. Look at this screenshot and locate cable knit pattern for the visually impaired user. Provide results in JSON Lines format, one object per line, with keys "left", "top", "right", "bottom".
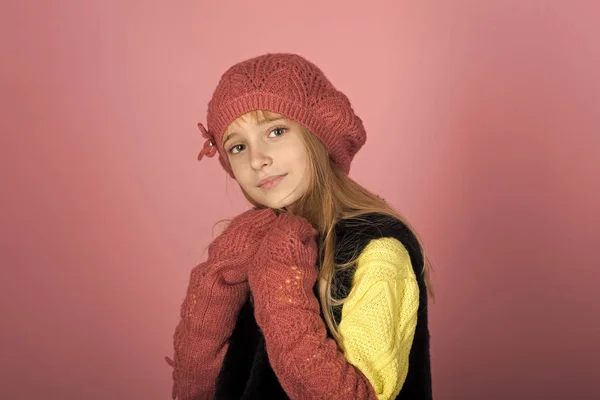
{"left": 169, "top": 208, "right": 277, "bottom": 400}
{"left": 248, "top": 213, "right": 377, "bottom": 400}
{"left": 338, "top": 237, "right": 419, "bottom": 400}
{"left": 204, "top": 53, "right": 367, "bottom": 176}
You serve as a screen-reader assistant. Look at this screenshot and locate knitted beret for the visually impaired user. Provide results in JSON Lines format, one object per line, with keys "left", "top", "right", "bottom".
{"left": 197, "top": 53, "right": 366, "bottom": 176}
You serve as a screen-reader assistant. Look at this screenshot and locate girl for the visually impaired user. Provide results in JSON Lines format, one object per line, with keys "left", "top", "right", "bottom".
{"left": 168, "top": 53, "right": 433, "bottom": 400}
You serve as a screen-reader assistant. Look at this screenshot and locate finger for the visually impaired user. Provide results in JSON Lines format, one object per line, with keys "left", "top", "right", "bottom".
{"left": 222, "top": 267, "right": 248, "bottom": 284}
{"left": 298, "top": 223, "right": 317, "bottom": 243}
{"left": 251, "top": 208, "right": 278, "bottom": 226}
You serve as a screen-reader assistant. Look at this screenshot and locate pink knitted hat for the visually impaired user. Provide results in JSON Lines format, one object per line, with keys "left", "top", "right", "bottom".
{"left": 197, "top": 53, "right": 366, "bottom": 177}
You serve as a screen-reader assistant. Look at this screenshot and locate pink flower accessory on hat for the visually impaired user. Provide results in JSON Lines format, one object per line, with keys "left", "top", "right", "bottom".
{"left": 197, "top": 122, "right": 217, "bottom": 161}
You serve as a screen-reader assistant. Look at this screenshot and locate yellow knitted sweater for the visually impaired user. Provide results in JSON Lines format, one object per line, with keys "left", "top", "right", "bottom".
{"left": 337, "top": 237, "right": 420, "bottom": 400}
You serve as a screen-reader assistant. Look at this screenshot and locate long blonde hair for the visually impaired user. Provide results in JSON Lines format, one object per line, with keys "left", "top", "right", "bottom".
{"left": 227, "top": 110, "right": 434, "bottom": 343}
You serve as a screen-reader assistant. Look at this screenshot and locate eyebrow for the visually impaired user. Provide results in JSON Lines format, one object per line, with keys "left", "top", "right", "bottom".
{"left": 222, "top": 118, "right": 286, "bottom": 148}
{"left": 222, "top": 132, "right": 239, "bottom": 148}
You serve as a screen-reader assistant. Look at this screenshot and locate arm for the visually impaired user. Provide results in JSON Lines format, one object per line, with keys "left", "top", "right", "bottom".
{"left": 170, "top": 258, "right": 248, "bottom": 400}
{"left": 168, "top": 209, "right": 276, "bottom": 400}
{"left": 338, "top": 237, "right": 419, "bottom": 400}
{"left": 248, "top": 214, "right": 377, "bottom": 400}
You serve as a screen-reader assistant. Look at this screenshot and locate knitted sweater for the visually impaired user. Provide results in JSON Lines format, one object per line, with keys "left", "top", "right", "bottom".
{"left": 214, "top": 213, "right": 432, "bottom": 399}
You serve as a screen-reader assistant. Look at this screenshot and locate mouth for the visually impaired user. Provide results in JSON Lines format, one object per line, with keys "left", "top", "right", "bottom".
{"left": 258, "top": 174, "right": 287, "bottom": 189}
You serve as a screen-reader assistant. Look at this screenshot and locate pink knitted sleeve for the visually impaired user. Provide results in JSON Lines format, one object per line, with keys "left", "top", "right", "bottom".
{"left": 248, "top": 214, "right": 377, "bottom": 400}
{"left": 168, "top": 208, "right": 277, "bottom": 400}
{"left": 169, "top": 257, "right": 250, "bottom": 400}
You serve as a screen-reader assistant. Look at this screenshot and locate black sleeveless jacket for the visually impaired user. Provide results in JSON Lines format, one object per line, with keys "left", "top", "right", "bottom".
{"left": 214, "top": 213, "right": 432, "bottom": 399}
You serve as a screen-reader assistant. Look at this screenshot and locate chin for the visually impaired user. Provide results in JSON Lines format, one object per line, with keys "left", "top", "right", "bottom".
{"left": 246, "top": 185, "right": 304, "bottom": 210}
{"left": 252, "top": 195, "right": 294, "bottom": 210}
{"left": 263, "top": 200, "right": 290, "bottom": 210}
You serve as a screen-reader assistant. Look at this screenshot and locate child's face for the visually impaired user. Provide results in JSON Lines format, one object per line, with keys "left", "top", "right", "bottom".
{"left": 223, "top": 112, "right": 310, "bottom": 210}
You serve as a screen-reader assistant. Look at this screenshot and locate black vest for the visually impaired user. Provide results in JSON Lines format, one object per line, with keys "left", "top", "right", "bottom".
{"left": 215, "top": 213, "right": 432, "bottom": 399}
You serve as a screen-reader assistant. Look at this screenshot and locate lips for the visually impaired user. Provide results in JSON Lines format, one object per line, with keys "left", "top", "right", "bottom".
{"left": 258, "top": 174, "right": 287, "bottom": 189}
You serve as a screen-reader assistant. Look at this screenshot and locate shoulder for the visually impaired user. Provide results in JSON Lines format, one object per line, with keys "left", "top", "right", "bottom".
{"left": 354, "top": 237, "right": 415, "bottom": 282}
{"left": 334, "top": 212, "right": 423, "bottom": 271}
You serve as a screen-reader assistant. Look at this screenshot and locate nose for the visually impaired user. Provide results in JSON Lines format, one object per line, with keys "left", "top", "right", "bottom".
{"left": 249, "top": 143, "right": 272, "bottom": 171}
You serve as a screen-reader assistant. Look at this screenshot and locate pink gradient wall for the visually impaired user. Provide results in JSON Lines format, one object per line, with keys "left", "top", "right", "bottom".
{"left": 1, "top": 0, "right": 599, "bottom": 399}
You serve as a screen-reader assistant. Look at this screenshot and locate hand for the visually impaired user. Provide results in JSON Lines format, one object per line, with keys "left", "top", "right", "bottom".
{"left": 204, "top": 207, "right": 277, "bottom": 282}
{"left": 248, "top": 212, "right": 320, "bottom": 330}
{"left": 248, "top": 212, "right": 319, "bottom": 331}
{"left": 252, "top": 212, "right": 318, "bottom": 271}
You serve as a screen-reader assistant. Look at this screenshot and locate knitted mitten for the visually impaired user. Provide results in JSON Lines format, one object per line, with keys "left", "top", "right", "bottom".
{"left": 168, "top": 208, "right": 277, "bottom": 400}
{"left": 248, "top": 213, "right": 377, "bottom": 400}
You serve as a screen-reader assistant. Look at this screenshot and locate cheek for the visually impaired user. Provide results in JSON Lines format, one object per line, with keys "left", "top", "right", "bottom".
{"left": 285, "top": 153, "right": 310, "bottom": 194}
{"left": 283, "top": 140, "right": 309, "bottom": 169}
{"left": 230, "top": 161, "right": 252, "bottom": 189}
{"left": 293, "top": 150, "right": 309, "bottom": 178}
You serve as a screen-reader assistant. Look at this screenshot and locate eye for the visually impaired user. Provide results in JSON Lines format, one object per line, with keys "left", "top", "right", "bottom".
{"left": 268, "top": 127, "right": 287, "bottom": 137}
{"left": 229, "top": 144, "right": 245, "bottom": 154}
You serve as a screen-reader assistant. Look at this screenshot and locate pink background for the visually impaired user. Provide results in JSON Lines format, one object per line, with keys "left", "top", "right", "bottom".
{"left": 1, "top": 1, "right": 599, "bottom": 399}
